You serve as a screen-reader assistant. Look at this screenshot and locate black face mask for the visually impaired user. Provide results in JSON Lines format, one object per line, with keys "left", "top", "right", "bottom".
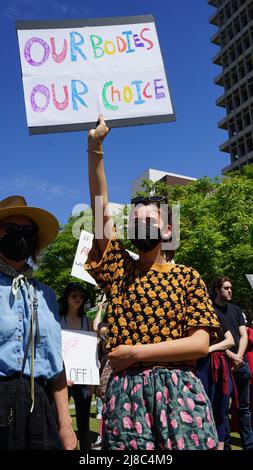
{"left": 128, "top": 219, "right": 162, "bottom": 253}
{"left": 0, "top": 223, "right": 37, "bottom": 262}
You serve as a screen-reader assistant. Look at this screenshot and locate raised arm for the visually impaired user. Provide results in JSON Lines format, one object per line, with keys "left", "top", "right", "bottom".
{"left": 88, "top": 114, "right": 113, "bottom": 255}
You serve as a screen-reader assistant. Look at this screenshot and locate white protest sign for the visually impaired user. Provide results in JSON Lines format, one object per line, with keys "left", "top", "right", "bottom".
{"left": 246, "top": 274, "right": 253, "bottom": 289}
{"left": 62, "top": 329, "right": 99, "bottom": 385}
{"left": 71, "top": 230, "right": 96, "bottom": 286}
{"left": 16, "top": 15, "right": 175, "bottom": 134}
{"left": 71, "top": 229, "right": 139, "bottom": 285}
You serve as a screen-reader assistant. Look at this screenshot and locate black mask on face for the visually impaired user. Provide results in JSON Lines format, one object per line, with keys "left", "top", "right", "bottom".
{"left": 0, "top": 223, "right": 37, "bottom": 262}
{"left": 128, "top": 219, "right": 162, "bottom": 253}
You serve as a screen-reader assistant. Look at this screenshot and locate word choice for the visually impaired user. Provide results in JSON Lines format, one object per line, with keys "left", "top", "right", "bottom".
{"left": 30, "top": 78, "right": 166, "bottom": 112}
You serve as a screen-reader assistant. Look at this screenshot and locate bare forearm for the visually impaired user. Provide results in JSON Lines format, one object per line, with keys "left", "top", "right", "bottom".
{"left": 209, "top": 337, "right": 234, "bottom": 353}
{"left": 133, "top": 334, "right": 209, "bottom": 363}
{"left": 88, "top": 148, "right": 108, "bottom": 213}
{"left": 238, "top": 335, "right": 248, "bottom": 357}
{"left": 50, "top": 370, "right": 71, "bottom": 428}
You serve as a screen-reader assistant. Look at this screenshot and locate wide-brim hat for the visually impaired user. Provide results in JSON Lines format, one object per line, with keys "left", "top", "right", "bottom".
{"left": 0, "top": 195, "right": 59, "bottom": 249}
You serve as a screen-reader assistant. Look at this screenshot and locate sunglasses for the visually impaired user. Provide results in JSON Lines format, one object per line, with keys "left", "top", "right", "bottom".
{"left": 131, "top": 195, "right": 167, "bottom": 205}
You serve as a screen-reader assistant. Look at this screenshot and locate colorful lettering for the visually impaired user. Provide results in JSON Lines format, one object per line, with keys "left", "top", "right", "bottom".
{"left": 133, "top": 34, "right": 144, "bottom": 48}
{"left": 123, "top": 86, "right": 133, "bottom": 103}
{"left": 154, "top": 79, "right": 165, "bottom": 99}
{"left": 111, "top": 86, "right": 121, "bottom": 103}
{"left": 30, "top": 84, "right": 50, "bottom": 112}
{"left": 51, "top": 84, "right": 69, "bottom": 110}
{"left": 90, "top": 35, "right": 104, "bottom": 59}
{"left": 70, "top": 32, "right": 87, "bottom": 62}
{"left": 50, "top": 37, "right": 68, "bottom": 63}
{"left": 104, "top": 40, "right": 116, "bottom": 55}
{"left": 116, "top": 36, "right": 127, "bottom": 52}
{"left": 102, "top": 81, "right": 118, "bottom": 110}
{"left": 24, "top": 37, "right": 50, "bottom": 66}
{"left": 140, "top": 28, "right": 154, "bottom": 50}
{"left": 143, "top": 82, "right": 152, "bottom": 98}
{"left": 122, "top": 31, "right": 135, "bottom": 53}
{"left": 131, "top": 80, "right": 145, "bottom": 105}
{"left": 71, "top": 80, "right": 88, "bottom": 110}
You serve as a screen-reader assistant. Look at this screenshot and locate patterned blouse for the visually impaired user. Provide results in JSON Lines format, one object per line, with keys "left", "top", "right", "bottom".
{"left": 85, "top": 234, "right": 219, "bottom": 352}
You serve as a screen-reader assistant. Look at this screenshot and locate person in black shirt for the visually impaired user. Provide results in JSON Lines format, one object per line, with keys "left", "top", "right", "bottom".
{"left": 196, "top": 310, "right": 234, "bottom": 450}
{"left": 214, "top": 277, "right": 253, "bottom": 450}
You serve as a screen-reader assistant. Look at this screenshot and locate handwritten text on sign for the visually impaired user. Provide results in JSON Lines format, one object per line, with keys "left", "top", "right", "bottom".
{"left": 16, "top": 17, "right": 175, "bottom": 131}
{"left": 71, "top": 230, "right": 97, "bottom": 286}
{"left": 62, "top": 329, "right": 99, "bottom": 385}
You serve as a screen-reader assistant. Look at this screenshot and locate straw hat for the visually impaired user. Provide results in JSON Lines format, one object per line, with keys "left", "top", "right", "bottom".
{"left": 0, "top": 195, "right": 59, "bottom": 249}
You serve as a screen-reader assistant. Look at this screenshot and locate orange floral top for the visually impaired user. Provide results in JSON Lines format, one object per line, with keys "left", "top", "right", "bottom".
{"left": 85, "top": 234, "right": 219, "bottom": 352}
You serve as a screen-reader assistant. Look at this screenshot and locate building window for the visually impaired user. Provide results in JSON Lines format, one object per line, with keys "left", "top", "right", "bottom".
{"left": 242, "top": 32, "right": 250, "bottom": 49}
{"left": 245, "top": 135, "right": 253, "bottom": 153}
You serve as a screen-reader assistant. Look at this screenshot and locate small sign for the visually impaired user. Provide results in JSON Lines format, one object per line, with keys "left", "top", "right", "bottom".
{"left": 61, "top": 329, "right": 99, "bottom": 385}
{"left": 71, "top": 230, "right": 97, "bottom": 285}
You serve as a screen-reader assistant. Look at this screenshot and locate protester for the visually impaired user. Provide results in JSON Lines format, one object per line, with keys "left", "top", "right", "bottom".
{"left": 84, "top": 115, "right": 220, "bottom": 450}
{"left": 59, "top": 282, "right": 93, "bottom": 451}
{"left": 0, "top": 195, "right": 76, "bottom": 450}
{"left": 196, "top": 310, "right": 234, "bottom": 450}
{"left": 93, "top": 319, "right": 109, "bottom": 450}
{"left": 213, "top": 277, "right": 253, "bottom": 450}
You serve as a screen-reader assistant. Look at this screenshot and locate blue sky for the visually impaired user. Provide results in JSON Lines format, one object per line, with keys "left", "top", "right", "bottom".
{"left": 0, "top": 0, "right": 227, "bottom": 224}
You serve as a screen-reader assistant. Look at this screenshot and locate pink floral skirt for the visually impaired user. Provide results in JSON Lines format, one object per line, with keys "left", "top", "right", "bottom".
{"left": 102, "top": 367, "right": 218, "bottom": 450}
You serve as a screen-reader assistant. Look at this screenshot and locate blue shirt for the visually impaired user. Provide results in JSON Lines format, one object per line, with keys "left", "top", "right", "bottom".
{"left": 0, "top": 272, "right": 63, "bottom": 379}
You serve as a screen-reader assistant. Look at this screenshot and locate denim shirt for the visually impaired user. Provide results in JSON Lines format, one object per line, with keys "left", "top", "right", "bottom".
{"left": 0, "top": 272, "right": 63, "bottom": 379}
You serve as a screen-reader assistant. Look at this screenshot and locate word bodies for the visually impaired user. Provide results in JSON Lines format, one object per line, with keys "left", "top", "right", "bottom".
{"left": 24, "top": 28, "right": 154, "bottom": 67}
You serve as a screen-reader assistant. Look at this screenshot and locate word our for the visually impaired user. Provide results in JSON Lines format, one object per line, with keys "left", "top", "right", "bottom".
{"left": 30, "top": 78, "right": 166, "bottom": 113}
{"left": 24, "top": 28, "right": 154, "bottom": 67}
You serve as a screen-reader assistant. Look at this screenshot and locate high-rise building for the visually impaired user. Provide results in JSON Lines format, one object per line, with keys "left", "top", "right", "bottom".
{"left": 209, "top": 0, "right": 253, "bottom": 174}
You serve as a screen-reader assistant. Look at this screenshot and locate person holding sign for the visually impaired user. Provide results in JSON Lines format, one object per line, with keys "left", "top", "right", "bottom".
{"left": 59, "top": 282, "right": 93, "bottom": 451}
{"left": 84, "top": 115, "right": 220, "bottom": 450}
{"left": 0, "top": 196, "right": 76, "bottom": 450}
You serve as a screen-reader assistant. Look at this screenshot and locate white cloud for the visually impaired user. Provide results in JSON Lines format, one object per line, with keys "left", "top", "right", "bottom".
{"left": 0, "top": 175, "right": 80, "bottom": 200}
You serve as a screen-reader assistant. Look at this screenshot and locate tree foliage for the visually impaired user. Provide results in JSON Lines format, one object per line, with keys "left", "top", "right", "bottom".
{"left": 35, "top": 209, "right": 97, "bottom": 304}
{"left": 138, "top": 174, "right": 253, "bottom": 318}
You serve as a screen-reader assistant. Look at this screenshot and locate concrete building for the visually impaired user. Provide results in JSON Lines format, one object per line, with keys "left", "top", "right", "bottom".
{"left": 131, "top": 169, "right": 196, "bottom": 196}
{"left": 209, "top": 0, "right": 253, "bottom": 174}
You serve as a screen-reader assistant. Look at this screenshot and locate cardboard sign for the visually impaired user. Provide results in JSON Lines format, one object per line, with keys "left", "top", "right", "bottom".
{"left": 61, "top": 329, "right": 99, "bottom": 385}
{"left": 16, "top": 15, "right": 175, "bottom": 134}
{"left": 71, "top": 230, "right": 97, "bottom": 286}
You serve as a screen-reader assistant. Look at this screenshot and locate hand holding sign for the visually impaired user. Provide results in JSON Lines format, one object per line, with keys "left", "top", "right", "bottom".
{"left": 88, "top": 114, "right": 110, "bottom": 146}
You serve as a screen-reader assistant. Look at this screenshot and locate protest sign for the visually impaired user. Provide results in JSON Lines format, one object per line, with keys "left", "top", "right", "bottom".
{"left": 61, "top": 329, "right": 99, "bottom": 385}
{"left": 71, "top": 230, "right": 96, "bottom": 285}
{"left": 71, "top": 229, "right": 139, "bottom": 285}
{"left": 16, "top": 15, "right": 175, "bottom": 134}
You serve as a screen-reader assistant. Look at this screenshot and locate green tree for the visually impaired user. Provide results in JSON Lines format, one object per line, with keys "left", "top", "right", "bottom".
{"left": 35, "top": 208, "right": 97, "bottom": 304}
{"left": 138, "top": 174, "right": 253, "bottom": 318}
